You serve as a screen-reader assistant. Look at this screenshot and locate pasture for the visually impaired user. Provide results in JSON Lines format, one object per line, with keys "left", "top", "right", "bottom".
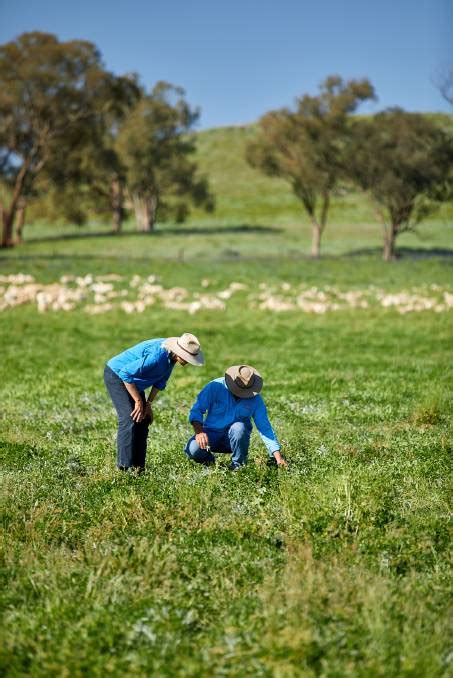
{"left": 22, "top": 122, "right": 453, "bottom": 260}
{"left": 1, "top": 139, "right": 452, "bottom": 675}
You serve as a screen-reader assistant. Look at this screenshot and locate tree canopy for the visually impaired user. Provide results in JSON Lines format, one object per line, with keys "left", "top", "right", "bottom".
{"left": 247, "top": 75, "right": 375, "bottom": 257}
{"left": 348, "top": 109, "right": 453, "bottom": 260}
{"left": 115, "top": 82, "right": 214, "bottom": 231}
{"left": 0, "top": 31, "right": 140, "bottom": 245}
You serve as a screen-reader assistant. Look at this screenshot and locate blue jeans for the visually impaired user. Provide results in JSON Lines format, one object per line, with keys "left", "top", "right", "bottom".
{"left": 185, "top": 423, "right": 251, "bottom": 467}
{"left": 104, "top": 365, "right": 150, "bottom": 471}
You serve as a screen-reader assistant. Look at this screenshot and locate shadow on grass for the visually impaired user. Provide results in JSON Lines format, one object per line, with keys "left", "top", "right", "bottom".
{"left": 1, "top": 241, "right": 452, "bottom": 264}
{"left": 345, "top": 246, "right": 453, "bottom": 259}
{"left": 23, "top": 223, "right": 280, "bottom": 244}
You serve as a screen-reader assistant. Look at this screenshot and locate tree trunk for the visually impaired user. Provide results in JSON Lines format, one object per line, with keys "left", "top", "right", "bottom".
{"left": 0, "top": 154, "right": 33, "bottom": 248}
{"left": 383, "top": 223, "right": 397, "bottom": 261}
{"left": 132, "top": 194, "right": 157, "bottom": 232}
{"left": 14, "top": 198, "right": 26, "bottom": 244}
{"left": 320, "top": 192, "right": 330, "bottom": 230}
{"left": 111, "top": 176, "right": 124, "bottom": 233}
{"left": 311, "top": 221, "right": 322, "bottom": 258}
{"left": 310, "top": 192, "right": 329, "bottom": 259}
{"left": 1, "top": 209, "right": 15, "bottom": 248}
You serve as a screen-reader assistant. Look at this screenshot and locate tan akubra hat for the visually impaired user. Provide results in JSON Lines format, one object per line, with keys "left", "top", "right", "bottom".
{"left": 225, "top": 364, "right": 263, "bottom": 398}
{"left": 163, "top": 333, "right": 204, "bottom": 366}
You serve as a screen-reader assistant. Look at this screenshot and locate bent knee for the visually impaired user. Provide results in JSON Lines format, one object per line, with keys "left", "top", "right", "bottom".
{"left": 185, "top": 438, "right": 201, "bottom": 457}
{"left": 229, "top": 421, "right": 247, "bottom": 436}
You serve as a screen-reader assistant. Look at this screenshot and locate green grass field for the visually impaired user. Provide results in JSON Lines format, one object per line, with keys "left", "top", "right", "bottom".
{"left": 1, "top": 122, "right": 453, "bottom": 676}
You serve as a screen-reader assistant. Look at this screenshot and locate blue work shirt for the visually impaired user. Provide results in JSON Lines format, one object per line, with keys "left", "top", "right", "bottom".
{"left": 189, "top": 377, "right": 280, "bottom": 455}
{"left": 107, "top": 338, "right": 175, "bottom": 391}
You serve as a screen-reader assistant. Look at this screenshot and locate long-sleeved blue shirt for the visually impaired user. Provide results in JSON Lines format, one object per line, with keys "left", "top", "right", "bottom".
{"left": 107, "top": 338, "right": 175, "bottom": 391}
{"left": 189, "top": 377, "right": 280, "bottom": 455}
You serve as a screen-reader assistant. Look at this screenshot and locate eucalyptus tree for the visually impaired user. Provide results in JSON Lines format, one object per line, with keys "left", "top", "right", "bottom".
{"left": 0, "top": 31, "right": 135, "bottom": 246}
{"left": 247, "top": 75, "right": 375, "bottom": 257}
{"left": 349, "top": 109, "right": 453, "bottom": 260}
{"left": 116, "top": 81, "right": 214, "bottom": 232}
{"left": 42, "top": 73, "right": 142, "bottom": 234}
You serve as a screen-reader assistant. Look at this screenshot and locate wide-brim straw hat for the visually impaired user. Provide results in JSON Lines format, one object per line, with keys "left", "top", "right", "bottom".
{"left": 163, "top": 333, "right": 204, "bottom": 366}
{"left": 225, "top": 364, "right": 263, "bottom": 398}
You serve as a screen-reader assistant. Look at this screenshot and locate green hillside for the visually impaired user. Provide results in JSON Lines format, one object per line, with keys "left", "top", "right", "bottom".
{"left": 190, "top": 116, "right": 453, "bottom": 225}
{"left": 189, "top": 124, "right": 378, "bottom": 227}
{"left": 11, "top": 115, "right": 453, "bottom": 260}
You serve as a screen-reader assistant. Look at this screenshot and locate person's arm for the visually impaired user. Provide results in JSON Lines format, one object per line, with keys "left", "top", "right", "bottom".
{"left": 123, "top": 381, "right": 145, "bottom": 422}
{"left": 147, "top": 385, "right": 160, "bottom": 404}
{"left": 143, "top": 385, "right": 160, "bottom": 422}
{"left": 253, "top": 397, "right": 287, "bottom": 466}
{"left": 189, "top": 383, "right": 212, "bottom": 449}
{"left": 120, "top": 347, "right": 164, "bottom": 422}
{"left": 192, "top": 420, "right": 209, "bottom": 449}
{"left": 273, "top": 450, "right": 287, "bottom": 466}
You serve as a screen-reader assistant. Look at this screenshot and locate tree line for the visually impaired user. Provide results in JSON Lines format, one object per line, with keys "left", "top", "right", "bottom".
{"left": 249, "top": 76, "right": 453, "bottom": 260}
{"left": 1, "top": 32, "right": 452, "bottom": 260}
{"left": 0, "top": 32, "right": 214, "bottom": 248}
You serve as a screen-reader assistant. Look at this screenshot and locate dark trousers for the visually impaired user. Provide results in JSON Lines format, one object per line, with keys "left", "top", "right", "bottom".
{"left": 104, "top": 365, "right": 150, "bottom": 471}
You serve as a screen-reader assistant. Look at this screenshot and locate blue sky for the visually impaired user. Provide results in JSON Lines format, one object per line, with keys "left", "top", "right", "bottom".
{"left": 0, "top": 0, "right": 451, "bottom": 128}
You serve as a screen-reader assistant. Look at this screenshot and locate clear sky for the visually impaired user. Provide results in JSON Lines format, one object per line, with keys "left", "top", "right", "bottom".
{"left": 0, "top": 0, "right": 451, "bottom": 129}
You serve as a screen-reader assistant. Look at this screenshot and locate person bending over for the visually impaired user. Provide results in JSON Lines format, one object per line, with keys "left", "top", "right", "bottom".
{"left": 105, "top": 332, "right": 204, "bottom": 473}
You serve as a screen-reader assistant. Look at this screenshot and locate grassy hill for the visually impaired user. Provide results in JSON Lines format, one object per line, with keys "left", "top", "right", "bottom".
{"left": 189, "top": 124, "right": 378, "bottom": 227}
{"left": 14, "top": 116, "right": 453, "bottom": 261}
{"left": 189, "top": 117, "right": 453, "bottom": 229}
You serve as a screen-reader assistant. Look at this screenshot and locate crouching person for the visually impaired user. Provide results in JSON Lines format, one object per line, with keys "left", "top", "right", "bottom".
{"left": 185, "top": 364, "right": 287, "bottom": 470}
